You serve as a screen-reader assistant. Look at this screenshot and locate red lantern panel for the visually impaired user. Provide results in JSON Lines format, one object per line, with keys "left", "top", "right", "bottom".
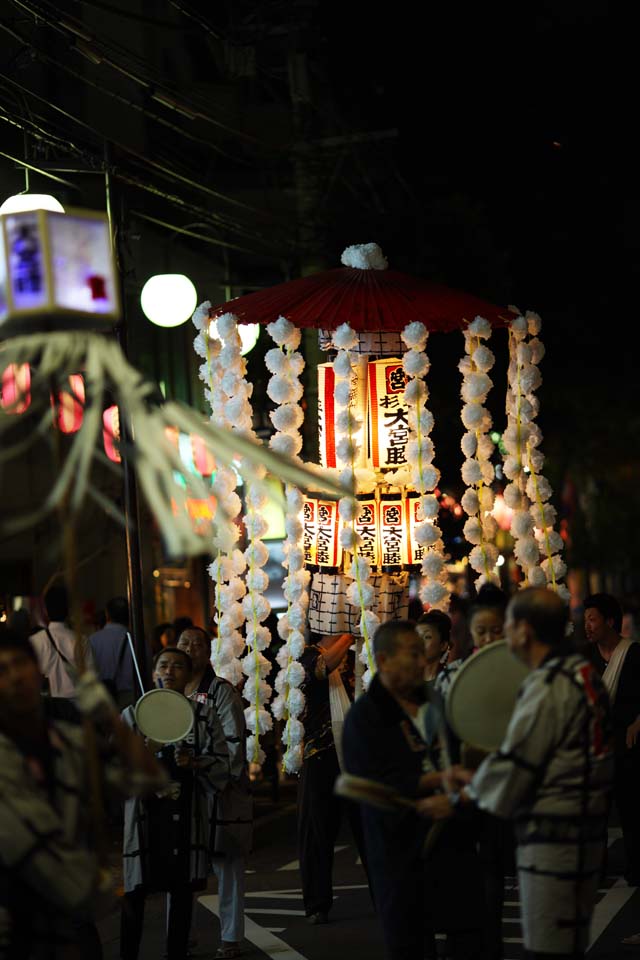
{"left": 1, "top": 363, "right": 31, "bottom": 414}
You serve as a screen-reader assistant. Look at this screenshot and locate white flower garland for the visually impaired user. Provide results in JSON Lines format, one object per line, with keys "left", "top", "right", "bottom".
{"left": 194, "top": 304, "right": 277, "bottom": 763}
{"left": 193, "top": 304, "right": 247, "bottom": 686}
{"left": 331, "top": 322, "right": 377, "bottom": 689}
{"left": 503, "top": 312, "right": 568, "bottom": 601}
{"left": 265, "top": 316, "right": 309, "bottom": 775}
{"left": 458, "top": 316, "right": 499, "bottom": 587}
{"left": 400, "top": 322, "right": 448, "bottom": 610}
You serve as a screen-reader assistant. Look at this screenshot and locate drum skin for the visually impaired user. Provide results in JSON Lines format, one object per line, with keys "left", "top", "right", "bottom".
{"left": 445, "top": 641, "right": 530, "bottom": 752}
{"left": 134, "top": 688, "right": 194, "bottom": 744}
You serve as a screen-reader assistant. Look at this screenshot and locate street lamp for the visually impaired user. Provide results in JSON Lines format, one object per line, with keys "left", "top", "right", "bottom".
{"left": 208, "top": 317, "right": 260, "bottom": 356}
{"left": 140, "top": 273, "right": 197, "bottom": 328}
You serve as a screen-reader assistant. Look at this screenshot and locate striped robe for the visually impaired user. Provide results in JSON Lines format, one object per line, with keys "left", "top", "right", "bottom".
{"left": 190, "top": 673, "right": 253, "bottom": 858}
{"left": 122, "top": 695, "right": 231, "bottom": 892}
{"left": 467, "top": 653, "right": 614, "bottom": 956}
{"left": 0, "top": 720, "right": 127, "bottom": 957}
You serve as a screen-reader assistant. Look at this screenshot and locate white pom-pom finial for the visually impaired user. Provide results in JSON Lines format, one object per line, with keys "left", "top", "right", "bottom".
{"left": 341, "top": 243, "right": 388, "bottom": 271}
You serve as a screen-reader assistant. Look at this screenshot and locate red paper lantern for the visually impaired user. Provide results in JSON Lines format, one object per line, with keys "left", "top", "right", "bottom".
{"left": 1, "top": 363, "right": 31, "bottom": 414}
{"left": 53, "top": 374, "right": 84, "bottom": 433}
{"left": 103, "top": 405, "right": 121, "bottom": 463}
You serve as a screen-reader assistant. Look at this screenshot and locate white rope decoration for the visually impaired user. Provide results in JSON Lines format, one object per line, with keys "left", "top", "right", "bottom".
{"left": 265, "top": 316, "right": 309, "bottom": 775}
{"left": 503, "top": 312, "right": 568, "bottom": 600}
{"left": 331, "top": 322, "right": 377, "bottom": 689}
{"left": 400, "top": 321, "right": 448, "bottom": 610}
{"left": 458, "top": 316, "right": 499, "bottom": 587}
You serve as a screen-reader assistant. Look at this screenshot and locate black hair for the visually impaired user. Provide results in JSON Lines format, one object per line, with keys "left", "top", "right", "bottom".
{"left": 417, "top": 610, "right": 452, "bottom": 647}
{"left": 177, "top": 625, "right": 211, "bottom": 650}
{"left": 173, "top": 616, "right": 194, "bottom": 636}
{"left": 407, "top": 597, "right": 425, "bottom": 623}
{"left": 44, "top": 584, "right": 69, "bottom": 622}
{"left": 0, "top": 626, "right": 38, "bottom": 664}
{"left": 583, "top": 593, "right": 623, "bottom": 634}
{"left": 470, "top": 583, "right": 508, "bottom": 620}
{"left": 152, "top": 646, "right": 193, "bottom": 671}
{"left": 106, "top": 596, "right": 129, "bottom": 626}
{"left": 373, "top": 619, "right": 418, "bottom": 659}
{"left": 509, "top": 588, "right": 569, "bottom": 648}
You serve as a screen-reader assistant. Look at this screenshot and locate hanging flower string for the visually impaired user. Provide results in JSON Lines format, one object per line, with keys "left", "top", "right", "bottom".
{"left": 502, "top": 312, "right": 568, "bottom": 600}
{"left": 400, "top": 321, "right": 448, "bottom": 610}
{"left": 458, "top": 316, "right": 499, "bottom": 587}
{"left": 331, "top": 322, "right": 377, "bottom": 687}
{"left": 264, "top": 316, "right": 309, "bottom": 775}
{"left": 193, "top": 304, "right": 247, "bottom": 685}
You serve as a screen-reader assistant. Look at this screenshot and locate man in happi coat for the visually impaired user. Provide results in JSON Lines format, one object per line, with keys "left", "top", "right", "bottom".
{"left": 120, "top": 647, "right": 232, "bottom": 960}
{"left": 421, "top": 588, "right": 614, "bottom": 960}
{"left": 177, "top": 627, "right": 253, "bottom": 959}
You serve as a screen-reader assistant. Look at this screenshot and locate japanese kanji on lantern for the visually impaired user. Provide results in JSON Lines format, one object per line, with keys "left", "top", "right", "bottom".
{"left": 404, "top": 490, "right": 423, "bottom": 568}
{"left": 302, "top": 495, "right": 343, "bottom": 569}
{"left": 354, "top": 494, "right": 380, "bottom": 567}
{"left": 318, "top": 358, "right": 367, "bottom": 469}
{"left": 379, "top": 492, "right": 408, "bottom": 569}
{"left": 367, "top": 358, "right": 410, "bottom": 470}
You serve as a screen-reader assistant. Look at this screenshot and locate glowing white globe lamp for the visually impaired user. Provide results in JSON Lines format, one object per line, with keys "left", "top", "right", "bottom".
{"left": 140, "top": 274, "right": 197, "bottom": 328}
{"left": 0, "top": 193, "right": 65, "bottom": 215}
{"left": 208, "top": 317, "right": 260, "bottom": 356}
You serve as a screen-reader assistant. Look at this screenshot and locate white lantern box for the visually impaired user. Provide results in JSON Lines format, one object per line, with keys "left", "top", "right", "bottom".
{"left": 0, "top": 207, "right": 120, "bottom": 333}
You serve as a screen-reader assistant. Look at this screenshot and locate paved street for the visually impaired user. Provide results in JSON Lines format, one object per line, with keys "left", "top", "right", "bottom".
{"left": 97, "top": 782, "right": 640, "bottom": 960}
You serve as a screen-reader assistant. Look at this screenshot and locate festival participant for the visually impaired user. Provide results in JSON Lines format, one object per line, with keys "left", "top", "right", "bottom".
{"left": 469, "top": 583, "right": 507, "bottom": 650}
{"left": 420, "top": 588, "right": 614, "bottom": 960}
{"left": 416, "top": 610, "right": 452, "bottom": 685}
{"left": 0, "top": 626, "right": 162, "bottom": 957}
{"left": 120, "top": 647, "right": 232, "bottom": 960}
{"left": 583, "top": 592, "right": 640, "bottom": 887}
{"left": 177, "top": 627, "right": 252, "bottom": 960}
{"left": 342, "top": 620, "right": 482, "bottom": 960}
{"left": 298, "top": 631, "right": 368, "bottom": 924}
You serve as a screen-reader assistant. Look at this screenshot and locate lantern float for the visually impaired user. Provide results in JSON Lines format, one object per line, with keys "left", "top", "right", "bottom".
{"left": 196, "top": 241, "right": 569, "bottom": 771}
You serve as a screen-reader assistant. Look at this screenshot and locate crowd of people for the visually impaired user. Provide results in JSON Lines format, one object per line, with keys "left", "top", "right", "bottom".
{"left": 0, "top": 583, "right": 638, "bottom": 959}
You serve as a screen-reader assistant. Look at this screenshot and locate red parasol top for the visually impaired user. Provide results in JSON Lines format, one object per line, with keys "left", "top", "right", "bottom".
{"left": 209, "top": 257, "right": 513, "bottom": 333}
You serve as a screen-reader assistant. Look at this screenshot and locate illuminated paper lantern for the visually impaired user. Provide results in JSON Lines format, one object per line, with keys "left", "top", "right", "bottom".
{"left": 53, "top": 374, "right": 84, "bottom": 434}
{"left": 379, "top": 493, "right": 408, "bottom": 570}
{"left": 302, "top": 495, "right": 342, "bottom": 569}
{"left": 354, "top": 494, "right": 380, "bottom": 568}
{"left": 403, "top": 491, "right": 423, "bottom": 568}
{"left": 318, "top": 358, "right": 367, "bottom": 469}
{"left": 0, "top": 207, "right": 120, "bottom": 333}
{"left": 191, "top": 434, "right": 216, "bottom": 477}
{"left": 367, "top": 359, "right": 410, "bottom": 470}
{"left": 103, "top": 405, "right": 121, "bottom": 463}
{"left": 1, "top": 363, "right": 31, "bottom": 414}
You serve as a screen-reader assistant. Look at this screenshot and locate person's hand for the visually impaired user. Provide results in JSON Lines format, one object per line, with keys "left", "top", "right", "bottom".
{"left": 627, "top": 717, "right": 640, "bottom": 749}
{"left": 416, "top": 794, "right": 455, "bottom": 820}
{"left": 445, "top": 764, "right": 474, "bottom": 787}
{"left": 75, "top": 670, "right": 117, "bottom": 724}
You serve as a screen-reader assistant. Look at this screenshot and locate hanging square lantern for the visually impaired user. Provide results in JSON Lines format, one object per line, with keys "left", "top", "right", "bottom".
{"left": 367, "top": 359, "right": 410, "bottom": 471}
{"left": 0, "top": 208, "right": 120, "bottom": 333}
{"left": 379, "top": 493, "right": 407, "bottom": 570}
{"left": 302, "top": 495, "right": 342, "bottom": 570}
{"left": 318, "top": 358, "right": 367, "bottom": 469}
{"left": 1, "top": 363, "right": 31, "bottom": 414}
{"left": 353, "top": 494, "right": 380, "bottom": 568}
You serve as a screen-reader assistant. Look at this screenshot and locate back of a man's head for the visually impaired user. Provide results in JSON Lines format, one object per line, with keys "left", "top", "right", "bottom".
{"left": 44, "top": 585, "right": 69, "bottom": 623}
{"left": 373, "top": 619, "right": 417, "bottom": 660}
{"left": 106, "top": 596, "right": 129, "bottom": 626}
{"left": 509, "top": 588, "right": 569, "bottom": 648}
{"left": 583, "top": 593, "right": 622, "bottom": 634}
{"left": 0, "top": 625, "right": 38, "bottom": 665}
